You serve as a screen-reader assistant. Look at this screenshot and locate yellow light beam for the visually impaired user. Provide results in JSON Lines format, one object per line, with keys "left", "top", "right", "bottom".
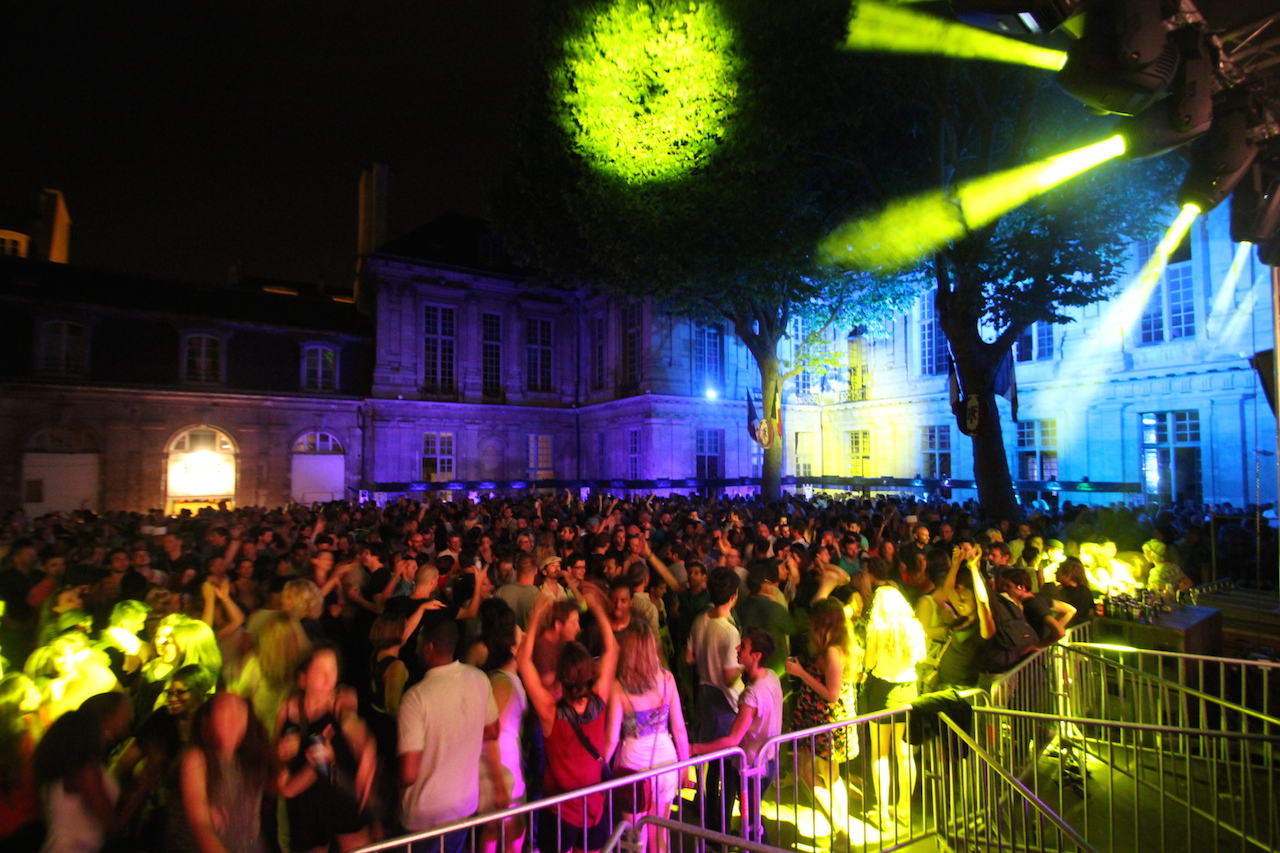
{"left": 844, "top": 1, "right": 1067, "bottom": 71}
{"left": 820, "top": 134, "right": 1126, "bottom": 273}
{"left": 1100, "top": 203, "right": 1201, "bottom": 340}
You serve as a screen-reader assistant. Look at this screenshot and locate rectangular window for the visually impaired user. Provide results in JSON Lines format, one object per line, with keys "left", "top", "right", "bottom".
{"left": 627, "top": 429, "right": 641, "bottom": 479}
{"left": 526, "top": 318, "right": 553, "bottom": 392}
{"left": 848, "top": 430, "right": 870, "bottom": 477}
{"left": 696, "top": 429, "right": 723, "bottom": 479}
{"left": 38, "top": 321, "right": 87, "bottom": 378}
{"left": 302, "top": 346, "right": 337, "bottom": 392}
{"left": 1015, "top": 322, "right": 1054, "bottom": 361}
{"left": 1167, "top": 265, "right": 1195, "bottom": 339}
{"left": 184, "top": 335, "right": 221, "bottom": 384}
{"left": 623, "top": 304, "right": 642, "bottom": 386}
{"left": 592, "top": 316, "right": 607, "bottom": 390}
{"left": 1016, "top": 419, "right": 1058, "bottom": 480}
{"left": 847, "top": 336, "right": 868, "bottom": 401}
{"left": 693, "top": 324, "right": 724, "bottom": 394}
{"left": 920, "top": 306, "right": 947, "bottom": 375}
{"left": 627, "top": 430, "right": 641, "bottom": 479}
{"left": 422, "top": 432, "right": 455, "bottom": 482}
{"left": 1035, "top": 321, "right": 1054, "bottom": 360}
{"left": 1136, "top": 237, "right": 1195, "bottom": 345}
{"left": 922, "top": 425, "right": 951, "bottom": 479}
{"left": 1015, "top": 327, "right": 1033, "bottom": 362}
{"left": 527, "top": 434, "right": 553, "bottom": 480}
{"left": 1141, "top": 410, "right": 1201, "bottom": 504}
{"left": 794, "top": 432, "right": 816, "bottom": 477}
{"left": 750, "top": 441, "right": 763, "bottom": 477}
{"left": 1140, "top": 280, "right": 1165, "bottom": 345}
{"left": 423, "top": 306, "right": 456, "bottom": 394}
{"left": 482, "top": 313, "right": 502, "bottom": 398}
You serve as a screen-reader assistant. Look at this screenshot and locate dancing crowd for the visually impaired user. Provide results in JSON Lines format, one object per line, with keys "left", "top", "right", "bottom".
{"left": 0, "top": 491, "right": 1237, "bottom": 853}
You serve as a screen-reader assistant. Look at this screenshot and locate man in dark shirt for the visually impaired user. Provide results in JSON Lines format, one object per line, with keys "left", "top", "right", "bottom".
{"left": 0, "top": 538, "right": 42, "bottom": 668}
{"left": 736, "top": 561, "right": 796, "bottom": 679}
{"left": 999, "top": 569, "right": 1075, "bottom": 645}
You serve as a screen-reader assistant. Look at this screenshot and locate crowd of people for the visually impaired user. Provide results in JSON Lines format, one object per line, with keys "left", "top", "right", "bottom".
{"left": 0, "top": 490, "right": 1256, "bottom": 853}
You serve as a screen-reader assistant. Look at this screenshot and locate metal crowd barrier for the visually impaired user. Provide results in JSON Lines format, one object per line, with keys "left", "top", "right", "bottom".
{"left": 1064, "top": 642, "right": 1280, "bottom": 730}
{"left": 970, "top": 706, "right": 1280, "bottom": 853}
{"left": 931, "top": 710, "right": 1100, "bottom": 853}
{"left": 353, "top": 747, "right": 747, "bottom": 853}
{"left": 621, "top": 815, "right": 794, "bottom": 853}
{"left": 752, "top": 706, "right": 933, "bottom": 853}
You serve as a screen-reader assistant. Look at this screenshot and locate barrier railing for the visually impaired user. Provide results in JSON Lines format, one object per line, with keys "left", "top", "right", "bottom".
{"left": 1065, "top": 642, "right": 1280, "bottom": 729}
{"left": 971, "top": 706, "right": 1280, "bottom": 853}
{"left": 627, "top": 815, "right": 795, "bottom": 853}
{"left": 353, "top": 747, "right": 747, "bottom": 853}
{"left": 752, "top": 706, "right": 932, "bottom": 853}
{"left": 931, "top": 710, "right": 1100, "bottom": 853}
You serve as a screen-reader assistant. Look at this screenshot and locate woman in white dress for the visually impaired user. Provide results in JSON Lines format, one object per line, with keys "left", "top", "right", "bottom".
{"left": 606, "top": 621, "right": 689, "bottom": 853}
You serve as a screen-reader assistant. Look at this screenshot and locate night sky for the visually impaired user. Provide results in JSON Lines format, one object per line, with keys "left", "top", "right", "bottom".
{"left": 2, "top": 1, "right": 533, "bottom": 286}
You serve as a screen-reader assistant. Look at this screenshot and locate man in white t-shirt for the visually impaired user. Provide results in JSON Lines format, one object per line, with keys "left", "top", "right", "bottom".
{"left": 685, "top": 568, "right": 743, "bottom": 837}
{"left": 691, "top": 628, "right": 783, "bottom": 844}
{"left": 399, "top": 619, "right": 498, "bottom": 853}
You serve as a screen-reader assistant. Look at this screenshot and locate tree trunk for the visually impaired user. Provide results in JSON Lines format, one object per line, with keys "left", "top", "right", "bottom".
{"left": 755, "top": 350, "right": 784, "bottom": 500}
{"left": 939, "top": 276, "right": 1024, "bottom": 524}
{"left": 970, "top": 393, "right": 1022, "bottom": 524}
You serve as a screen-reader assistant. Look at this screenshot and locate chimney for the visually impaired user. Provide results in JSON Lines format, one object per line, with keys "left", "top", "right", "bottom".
{"left": 355, "top": 163, "right": 389, "bottom": 313}
{"left": 357, "top": 163, "right": 389, "bottom": 259}
{"left": 34, "top": 189, "right": 71, "bottom": 263}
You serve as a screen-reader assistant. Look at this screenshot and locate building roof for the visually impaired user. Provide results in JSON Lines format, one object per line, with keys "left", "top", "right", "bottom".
{"left": 0, "top": 255, "right": 372, "bottom": 336}
{"left": 377, "top": 211, "right": 527, "bottom": 276}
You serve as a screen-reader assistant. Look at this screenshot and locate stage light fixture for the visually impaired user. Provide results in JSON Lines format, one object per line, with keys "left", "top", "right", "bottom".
{"left": 1230, "top": 159, "right": 1280, "bottom": 246}
{"left": 1111, "top": 37, "right": 1213, "bottom": 159}
{"left": 949, "top": 0, "right": 1085, "bottom": 36}
{"left": 1056, "top": 0, "right": 1181, "bottom": 115}
{"left": 1177, "top": 99, "right": 1258, "bottom": 213}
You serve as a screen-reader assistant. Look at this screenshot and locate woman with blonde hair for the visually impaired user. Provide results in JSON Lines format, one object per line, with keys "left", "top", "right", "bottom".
{"left": 231, "top": 612, "right": 311, "bottom": 733}
{"left": 785, "top": 595, "right": 859, "bottom": 843}
{"left": 861, "top": 556, "right": 928, "bottom": 829}
{"left": 606, "top": 621, "right": 689, "bottom": 853}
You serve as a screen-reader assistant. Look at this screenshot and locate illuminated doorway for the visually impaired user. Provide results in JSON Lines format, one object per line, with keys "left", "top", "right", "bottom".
{"left": 291, "top": 431, "right": 346, "bottom": 504}
{"left": 167, "top": 426, "right": 237, "bottom": 513}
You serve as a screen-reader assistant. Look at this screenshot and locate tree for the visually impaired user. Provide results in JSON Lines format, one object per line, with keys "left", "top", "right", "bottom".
{"left": 915, "top": 63, "right": 1181, "bottom": 522}
{"left": 494, "top": 0, "right": 919, "bottom": 499}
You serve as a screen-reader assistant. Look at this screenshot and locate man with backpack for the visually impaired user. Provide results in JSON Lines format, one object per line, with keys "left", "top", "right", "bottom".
{"left": 981, "top": 567, "right": 1076, "bottom": 674}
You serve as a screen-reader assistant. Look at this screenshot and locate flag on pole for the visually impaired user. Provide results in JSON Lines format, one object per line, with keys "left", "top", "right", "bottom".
{"left": 746, "top": 389, "right": 759, "bottom": 443}
{"left": 992, "top": 350, "right": 1019, "bottom": 422}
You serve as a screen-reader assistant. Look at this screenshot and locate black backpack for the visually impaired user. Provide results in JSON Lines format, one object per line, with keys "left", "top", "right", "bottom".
{"left": 982, "top": 594, "right": 1038, "bottom": 673}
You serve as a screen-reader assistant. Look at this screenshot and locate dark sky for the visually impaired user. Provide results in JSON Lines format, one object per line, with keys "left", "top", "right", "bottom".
{"left": 2, "top": 1, "right": 533, "bottom": 286}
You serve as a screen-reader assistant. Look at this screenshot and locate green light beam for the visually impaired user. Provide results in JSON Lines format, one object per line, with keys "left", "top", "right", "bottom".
{"left": 844, "top": 1, "right": 1067, "bottom": 70}
{"left": 820, "top": 135, "right": 1126, "bottom": 273}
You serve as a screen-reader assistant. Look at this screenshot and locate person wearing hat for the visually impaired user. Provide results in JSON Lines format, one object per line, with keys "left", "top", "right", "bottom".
{"left": 538, "top": 554, "right": 570, "bottom": 602}
{"left": 1142, "top": 539, "right": 1192, "bottom": 592}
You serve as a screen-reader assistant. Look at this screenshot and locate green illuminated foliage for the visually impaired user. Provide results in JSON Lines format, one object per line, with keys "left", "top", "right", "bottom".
{"left": 556, "top": 1, "right": 741, "bottom": 184}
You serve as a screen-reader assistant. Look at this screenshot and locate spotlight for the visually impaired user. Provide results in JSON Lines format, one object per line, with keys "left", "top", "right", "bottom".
{"left": 705, "top": 388, "right": 718, "bottom": 399}
{"left": 1230, "top": 159, "right": 1280, "bottom": 246}
{"left": 1177, "top": 97, "right": 1258, "bottom": 213}
{"left": 1056, "top": 0, "right": 1180, "bottom": 115}
{"left": 1116, "top": 29, "right": 1213, "bottom": 159}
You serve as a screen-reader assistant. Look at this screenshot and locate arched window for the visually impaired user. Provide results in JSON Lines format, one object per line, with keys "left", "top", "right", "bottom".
{"left": 301, "top": 345, "right": 338, "bottom": 392}
{"left": 38, "top": 321, "right": 88, "bottom": 377}
{"left": 293, "top": 432, "right": 344, "bottom": 454}
{"left": 183, "top": 334, "right": 223, "bottom": 384}
{"left": 167, "top": 426, "right": 237, "bottom": 509}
